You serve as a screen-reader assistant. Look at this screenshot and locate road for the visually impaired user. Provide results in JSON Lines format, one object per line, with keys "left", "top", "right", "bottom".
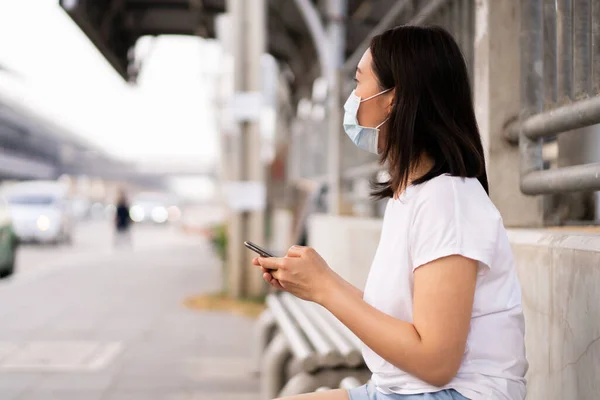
{"left": 0, "top": 221, "right": 260, "bottom": 400}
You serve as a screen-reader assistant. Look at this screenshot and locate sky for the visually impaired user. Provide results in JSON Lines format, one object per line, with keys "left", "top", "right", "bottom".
{"left": 0, "top": 0, "right": 222, "bottom": 170}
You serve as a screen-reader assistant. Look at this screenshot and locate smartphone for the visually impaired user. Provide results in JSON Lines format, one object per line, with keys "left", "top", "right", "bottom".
{"left": 244, "top": 241, "right": 275, "bottom": 258}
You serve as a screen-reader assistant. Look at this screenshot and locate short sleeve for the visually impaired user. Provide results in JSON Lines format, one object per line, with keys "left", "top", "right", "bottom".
{"left": 409, "top": 177, "right": 500, "bottom": 272}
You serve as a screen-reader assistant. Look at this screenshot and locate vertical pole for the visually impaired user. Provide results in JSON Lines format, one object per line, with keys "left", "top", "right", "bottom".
{"left": 543, "top": 0, "right": 557, "bottom": 108}
{"left": 520, "top": 0, "right": 544, "bottom": 186}
{"left": 468, "top": 0, "right": 475, "bottom": 82}
{"left": 215, "top": 13, "right": 239, "bottom": 296}
{"left": 246, "top": 0, "right": 267, "bottom": 297}
{"left": 557, "top": 0, "right": 573, "bottom": 102}
{"left": 459, "top": 0, "right": 469, "bottom": 56}
{"left": 227, "top": 0, "right": 243, "bottom": 298}
{"left": 227, "top": 0, "right": 267, "bottom": 298}
{"left": 439, "top": 4, "right": 449, "bottom": 31}
{"left": 592, "top": 0, "right": 600, "bottom": 93}
{"left": 326, "top": 0, "right": 347, "bottom": 215}
{"left": 573, "top": 0, "right": 591, "bottom": 99}
{"left": 474, "top": 0, "right": 543, "bottom": 226}
{"left": 451, "top": 0, "right": 460, "bottom": 43}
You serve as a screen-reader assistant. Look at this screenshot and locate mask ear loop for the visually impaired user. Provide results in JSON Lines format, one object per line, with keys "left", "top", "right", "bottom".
{"left": 360, "top": 87, "right": 393, "bottom": 103}
{"left": 375, "top": 116, "right": 390, "bottom": 129}
{"left": 375, "top": 96, "right": 396, "bottom": 129}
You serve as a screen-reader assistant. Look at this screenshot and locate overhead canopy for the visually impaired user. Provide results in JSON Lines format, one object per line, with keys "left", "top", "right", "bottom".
{"left": 60, "top": 0, "right": 415, "bottom": 91}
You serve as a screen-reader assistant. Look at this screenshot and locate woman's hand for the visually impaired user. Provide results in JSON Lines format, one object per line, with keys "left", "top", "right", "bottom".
{"left": 251, "top": 246, "right": 337, "bottom": 304}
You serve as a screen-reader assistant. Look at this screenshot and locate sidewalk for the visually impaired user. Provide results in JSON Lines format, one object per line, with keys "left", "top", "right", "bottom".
{"left": 0, "top": 224, "right": 260, "bottom": 400}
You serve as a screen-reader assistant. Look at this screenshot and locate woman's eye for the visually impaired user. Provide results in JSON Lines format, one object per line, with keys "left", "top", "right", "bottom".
{"left": 353, "top": 77, "right": 359, "bottom": 83}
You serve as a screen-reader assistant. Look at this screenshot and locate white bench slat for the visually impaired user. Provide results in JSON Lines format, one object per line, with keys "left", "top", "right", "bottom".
{"left": 266, "top": 294, "right": 318, "bottom": 371}
{"left": 280, "top": 293, "right": 343, "bottom": 367}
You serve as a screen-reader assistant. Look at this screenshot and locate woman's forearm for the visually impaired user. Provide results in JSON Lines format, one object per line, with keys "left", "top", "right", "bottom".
{"left": 332, "top": 274, "right": 364, "bottom": 299}
{"left": 321, "top": 279, "right": 452, "bottom": 387}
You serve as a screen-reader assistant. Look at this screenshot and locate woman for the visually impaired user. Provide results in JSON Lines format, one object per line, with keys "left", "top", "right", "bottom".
{"left": 255, "top": 26, "right": 527, "bottom": 400}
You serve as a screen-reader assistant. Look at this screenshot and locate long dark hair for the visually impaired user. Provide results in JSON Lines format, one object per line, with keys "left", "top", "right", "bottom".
{"left": 369, "top": 25, "right": 488, "bottom": 199}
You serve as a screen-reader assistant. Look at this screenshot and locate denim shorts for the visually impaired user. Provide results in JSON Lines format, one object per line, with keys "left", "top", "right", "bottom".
{"left": 347, "top": 382, "right": 469, "bottom": 400}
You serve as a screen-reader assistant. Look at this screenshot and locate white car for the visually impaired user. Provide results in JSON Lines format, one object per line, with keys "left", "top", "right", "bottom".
{"left": 129, "top": 192, "right": 181, "bottom": 225}
{"left": 4, "top": 181, "right": 74, "bottom": 245}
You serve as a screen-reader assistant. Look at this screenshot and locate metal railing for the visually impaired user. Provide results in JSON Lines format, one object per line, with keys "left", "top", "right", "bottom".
{"left": 513, "top": 0, "right": 600, "bottom": 195}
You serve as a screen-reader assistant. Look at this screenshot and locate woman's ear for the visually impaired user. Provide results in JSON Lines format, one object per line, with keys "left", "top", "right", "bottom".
{"left": 386, "top": 89, "right": 396, "bottom": 114}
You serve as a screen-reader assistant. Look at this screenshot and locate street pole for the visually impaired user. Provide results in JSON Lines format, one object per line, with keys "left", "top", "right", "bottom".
{"left": 227, "top": 0, "right": 267, "bottom": 298}
{"left": 326, "top": 0, "right": 347, "bottom": 216}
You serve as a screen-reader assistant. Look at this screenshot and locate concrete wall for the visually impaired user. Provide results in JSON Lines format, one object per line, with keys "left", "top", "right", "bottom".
{"left": 509, "top": 229, "right": 600, "bottom": 400}
{"left": 474, "top": 0, "right": 544, "bottom": 227}
{"left": 308, "top": 216, "right": 600, "bottom": 399}
{"left": 307, "top": 214, "right": 382, "bottom": 291}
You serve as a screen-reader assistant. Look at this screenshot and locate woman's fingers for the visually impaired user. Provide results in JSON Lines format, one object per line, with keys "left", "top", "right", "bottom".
{"left": 252, "top": 257, "right": 261, "bottom": 266}
{"left": 257, "top": 256, "right": 285, "bottom": 270}
{"left": 262, "top": 272, "right": 284, "bottom": 290}
{"left": 272, "top": 280, "right": 285, "bottom": 291}
{"left": 286, "top": 245, "right": 306, "bottom": 258}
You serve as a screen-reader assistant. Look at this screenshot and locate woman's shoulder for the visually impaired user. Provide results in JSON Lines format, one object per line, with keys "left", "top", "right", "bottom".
{"left": 412, "top": 174, "right": 500, "bottom": 219}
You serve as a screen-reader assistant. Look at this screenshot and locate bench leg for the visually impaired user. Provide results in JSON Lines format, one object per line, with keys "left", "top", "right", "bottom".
{"left": 278, "top": 369, "right": 371, "bottom": 397}
{"left": 285, "top": 355, "right": 308, "bottom": 383}
{"left": 277, "top": 371, "right": 321, "bottom": 397}
{"left": 254, "top": 309, "right": 277, "bottom": 374}
{"left": 339, "top": 377, "right": 363, "bottom": 390}
{"left": 261, "top": 332, "right": 291, "bottom": 400}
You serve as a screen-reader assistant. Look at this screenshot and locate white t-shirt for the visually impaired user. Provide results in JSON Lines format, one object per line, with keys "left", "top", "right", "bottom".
{"left": 362, "top": 174, "right": 528, "bottom": 400}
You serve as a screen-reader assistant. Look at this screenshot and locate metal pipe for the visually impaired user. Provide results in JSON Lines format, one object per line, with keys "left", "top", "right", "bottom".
{"left": 280, "top": 293, "right": 342, "bottom": 367}
{"left": 261, "top": 332, "right": 292, "bottom": 400}
{"left": 451, "top": 0, "right": 460, "bottom": 41}
{"left": 266, "top": 295, "right": 318, "bottom": 372}
{"left": 573, "top": 0, "right": 591, "bottom": 99}
{"left": 326, "top": 0, "right": 347, "bottom": 215}
{"left": 340, "top": 377, "right": 363, "bottom": 390}
{"left": 300, "top": 301, "right": 363, "bottom": 367}
{"left": 343, "top": 1, "right": 411, "bottom": 73}
{"left": 557, "top": 0, "right": 573, "bottom": 102}
{"left": 292, "top": 0, "right": 330, "bottom": 77}
{"left": 521, "top": 162, "right": 600, "bottom": 194}
{"left": 543, "top": 0, "right": 558, "bottom": 107}
{"left": 508, "top": 95, "right": 600, "bottom": 140}
{"left": 520, "top": 0, "right": 545, "bottom": 181}
{"left": 593, "top": 0, "right": 600, "bottom": 93}
{"left": 463, "top": 0, "right": 474, "bottom": 81}
{"left": 439, "top": 4, "right": 450, "bottom": 30}
{"left": 411, "top": 0, "right": 451, "bottom": 25}
{"left": 460, "top": 0, "right": 469, "bottom": 57}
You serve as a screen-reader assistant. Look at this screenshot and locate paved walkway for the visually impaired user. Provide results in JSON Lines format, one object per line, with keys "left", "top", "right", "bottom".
{"left": 0, "top": 222, "right": 260, "bottom": 400}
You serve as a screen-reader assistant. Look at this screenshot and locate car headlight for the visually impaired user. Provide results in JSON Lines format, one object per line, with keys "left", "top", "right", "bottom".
{"left": 130, "top": 205, "right": 145, "bottom": 222}
{"left": 151, "top": 206, "right": 168, "bottom": 223}
{"left": 167, "top": 206, "right": 181, "bottom": 222}
{"left": 37, "top": 215, "right": 51, "bottom": 231}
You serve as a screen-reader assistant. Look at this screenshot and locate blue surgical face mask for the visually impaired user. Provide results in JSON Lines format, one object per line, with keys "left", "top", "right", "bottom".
{"left": 343, "top": 88, "right": 392, "bottom": 154}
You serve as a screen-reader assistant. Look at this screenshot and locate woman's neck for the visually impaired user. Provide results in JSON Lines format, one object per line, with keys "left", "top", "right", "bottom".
{"left": 394, "top": 155, "right": 434, "bottom": 199}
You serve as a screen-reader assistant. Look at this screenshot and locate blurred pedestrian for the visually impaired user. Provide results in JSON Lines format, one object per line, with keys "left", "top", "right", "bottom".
{"left": 255, "top": 26, "right": 527, "bottom": 400}
{"left": 114, "top": 190, "right": 132, "bottom": 248}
